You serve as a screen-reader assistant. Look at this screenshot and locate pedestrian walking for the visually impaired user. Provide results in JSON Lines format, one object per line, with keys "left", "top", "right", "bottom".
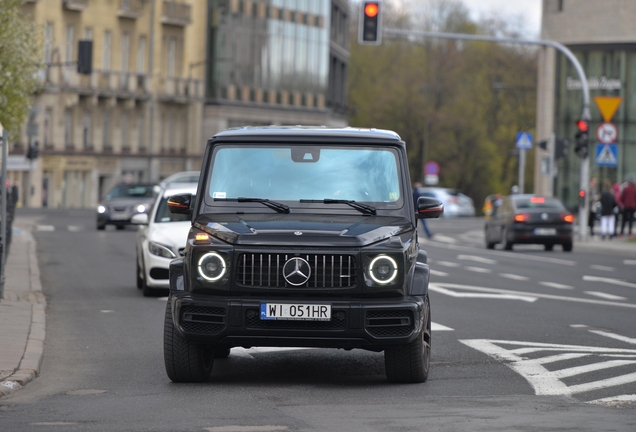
{"left": 599, "top": 179, "right": 616, "bottom": 240}
{"left": 413, "top": 182, "right": 433, "bottom": 238}
{"left": 619, "top": 175, "right": 636, "bottom": 238}
{"left": 613, "top": 181, "right": 622, "bottom": 237}
{"left": 588, "top": 177, "right": 599, "bottom": 237}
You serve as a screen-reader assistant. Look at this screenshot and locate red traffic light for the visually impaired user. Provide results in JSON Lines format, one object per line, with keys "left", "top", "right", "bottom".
{"left": 575, "top": 119, "right": 589, "bottom": 132}
{"left": 364, "top": 3, "right": 379, "bottom": 17}
{"left": 578, "top": 189, "right": 586, "bottom": 198}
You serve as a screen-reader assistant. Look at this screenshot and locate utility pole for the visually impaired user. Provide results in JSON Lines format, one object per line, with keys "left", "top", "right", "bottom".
{"left": 0, "top": 123, "right": 6, "bottom": 300}
{"left": 147, "top": 0, "right": 157, "bottom": 182}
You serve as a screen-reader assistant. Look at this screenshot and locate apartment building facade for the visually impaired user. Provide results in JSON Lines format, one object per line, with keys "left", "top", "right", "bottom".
{"left": 535, "top": 0, "right": 636, "bottom": 208}
{"left": 9, "top": 0, "right": 206, "bottom": 208}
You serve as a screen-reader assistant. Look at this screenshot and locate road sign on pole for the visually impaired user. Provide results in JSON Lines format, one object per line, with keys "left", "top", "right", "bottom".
{"left": 595, "top": 143, "right": 618, "bottom": 167}
{"left": 516, "top": 132, "right": 533, "bottom": 150}
{"left": 596, "top": 122, "right": 618, "bottom": 144}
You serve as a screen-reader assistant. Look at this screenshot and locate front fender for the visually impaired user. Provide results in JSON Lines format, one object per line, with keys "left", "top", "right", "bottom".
{"left": 169, "top": 259, "right": 186, "bottom": 292}
{"left": 409, "top": 262, "right": 430, "bottom": 296}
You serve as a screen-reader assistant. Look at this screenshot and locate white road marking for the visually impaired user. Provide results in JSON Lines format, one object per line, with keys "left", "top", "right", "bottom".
{"left": 457, "top": 255, "right": 497, "bottom": 265}
{"left": 429, "top": 284, "right": 537, "bottom": 302}
{"left": 204, "top": 426, "right": 289, "bottom": 432}
{"left": 431, "top": 282, "right": 636, "bottom": 309}
{"left": 67, "top": 225, "right": 82, "bottom": 232}
{"left": 460, "top": 338, "right": 636, "bottom": 398}
{"left": 231, "top": 347, "right": 315, "bottom": 359}
{"left": 100, "top": 310, "right": 114, "bottom": 313}
{"left": 435, "top": 261, "right": 460, "bottom": 268}
{"left": 158, "top": 297, "right": 169, "bottom": 301}
{"left": 427, "top": 241, "right": 577, "bottom": 266}
{"left": 500, "top": 273, "right": 529, "bottom": 281}
{"left": 587, "top": 329, "right": 636, "bottom": 345}
{"left": 432, "top": 322, "right": 454, "bottom": 331}
{"left": 539, "top": 281, "right": 573, "bottom": 290}
{"left": 590, "top": 265, "right": 615, "bottom": 272}
{"left": 583, "top": 275, "right": 636, "bottom": 289}
{"left": 429, "top": 269, "right": 448, "bottom": 277}
{"left": 465, "top": 266, "right": 493, "bottom": 274}
{"left": 36, "top": 225, "right": 55, "bottom": 231}
{"left": 584, "top": 291, "right": 627, "bottom": 301}
{"left": 431, "top": 234, "right": 457, "bottom": 244}
{"left": 624, "top": 260, "right": 636, "bottom": 266}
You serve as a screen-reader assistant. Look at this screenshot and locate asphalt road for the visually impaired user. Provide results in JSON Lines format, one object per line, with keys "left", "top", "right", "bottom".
{"left": 1, "top": 209, "right": 635, "bottom": 431}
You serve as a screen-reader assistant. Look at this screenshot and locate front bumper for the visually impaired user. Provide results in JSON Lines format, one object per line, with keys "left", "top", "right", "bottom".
{"left": 169, "top": 293, "right": 426, "bottom": 350}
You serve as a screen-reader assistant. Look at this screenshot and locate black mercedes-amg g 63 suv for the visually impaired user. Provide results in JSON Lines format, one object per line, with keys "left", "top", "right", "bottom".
{"left": 165, "top": 126, "right": 443, "bottom": 383}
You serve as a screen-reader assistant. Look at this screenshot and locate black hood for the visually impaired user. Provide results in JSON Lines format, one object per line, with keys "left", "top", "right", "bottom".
{"left": 194, "top": 213, "right": 414, "bottom": 247}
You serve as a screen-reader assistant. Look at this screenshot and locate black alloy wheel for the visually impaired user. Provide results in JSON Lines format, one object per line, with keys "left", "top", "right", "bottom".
{"left": 502, "top": 228, "right": 513, "bottom": 251}
{"left": 136, "top": 256, "right": 143, "bottom": 289}
{"left": 384, "top": 296, "right": 431, "bottom": 383}
{"left": 163, "top": 302, "right": 214, "bottom": 383}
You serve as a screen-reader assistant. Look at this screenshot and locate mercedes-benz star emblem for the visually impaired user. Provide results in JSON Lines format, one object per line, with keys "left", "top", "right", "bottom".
{"left": 541, "top": 213, "right": 548, "bottom": 221}
{"left": 282, "top": 257, "right": 311, "bottom": 286}
{"left": 294, "top": 231, "right": 303, "bottom": 236}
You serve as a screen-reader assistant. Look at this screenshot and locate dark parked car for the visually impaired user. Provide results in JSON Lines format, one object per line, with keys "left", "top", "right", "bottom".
{"left": 96, "top": 183, "right": 157, "bottom": 230}
{"left": 484, "top": 194, "right": 574, "bottom": 251}
{"left": 164, "top": 126, "right": 444, "bottom": 384}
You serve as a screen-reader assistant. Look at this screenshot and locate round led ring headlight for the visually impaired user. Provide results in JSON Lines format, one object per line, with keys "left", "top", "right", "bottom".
{"left": 198, "top": 252, "right": 227, "bottom": 282}
{"left": 369, "top": 255, "right": 398, "bottom": 285}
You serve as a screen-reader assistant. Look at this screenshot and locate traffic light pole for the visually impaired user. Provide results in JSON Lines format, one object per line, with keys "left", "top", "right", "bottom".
{"left": 382, "top": 29, "right": 592, "bottom": 241}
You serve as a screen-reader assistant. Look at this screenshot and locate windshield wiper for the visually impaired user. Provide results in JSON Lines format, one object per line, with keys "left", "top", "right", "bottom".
{"left": 214, "top": 197, "right": 290, "bottom": 214}
{"left": 300, "top": 199, "right": 377, "bottom": 215}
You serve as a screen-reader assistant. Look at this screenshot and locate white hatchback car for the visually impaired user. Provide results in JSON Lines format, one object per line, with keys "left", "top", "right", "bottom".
{"left": 133, "top": 184, "right": 197, "bottom": 296}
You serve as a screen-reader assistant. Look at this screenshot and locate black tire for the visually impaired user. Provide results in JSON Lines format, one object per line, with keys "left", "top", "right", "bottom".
{"left": 502, "top": 228, "right": 513, "bottom": 251}
{"left": 213, "top": 347, "right": 231, "bottom": 359}
{"left": 486, "top": 241, "right": 495, "bottom": 250}
{"left": 142, "top": 269, "right": 154, "bottom": 297}
{"left": 163, "top": 302, "right": 214, "bottom": 383}
{"left": 97, "top": 221, "right": 106, "bottom": 230}
{"left": 384, "top": 296, "right": 431, "bottom": 384}
{"left": 562, "top": 242, "right": 573, "bottom": 252}
{"left": 544, "top": 244, "right": 554, "bottom": 251}
{"left": 136, "top": 256, "right": 143, "bottom": 289}
{"left": 116, "top": 225, "right": 126, "bottom": 230}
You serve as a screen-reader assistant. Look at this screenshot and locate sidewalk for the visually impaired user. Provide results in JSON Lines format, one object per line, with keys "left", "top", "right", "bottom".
{"left": 0, "top": 219, "right": 46, "bottom": 398}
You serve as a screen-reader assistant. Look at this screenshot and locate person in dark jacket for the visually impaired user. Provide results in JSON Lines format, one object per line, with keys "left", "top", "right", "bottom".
{"left": 619, "top": 175, "right": 636, "bottom": 238}
{"left": 599, "top": 179, "right": 616, "bottom": 240}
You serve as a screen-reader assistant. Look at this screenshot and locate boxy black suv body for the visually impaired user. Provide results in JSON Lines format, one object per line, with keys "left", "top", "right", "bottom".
{"left": 165, "top": 127, "right": 443, "bottom": 383}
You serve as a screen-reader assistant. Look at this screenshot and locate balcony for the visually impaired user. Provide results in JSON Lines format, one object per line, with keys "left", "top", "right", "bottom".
{"left": 42, "top": 65, "right": 149, "bottom": 99}
{"left": 158, "top": 76, "right": 203, "bottom": 102}
{"left": 118, "top": 0, "right": 144, "bottom": 19}
{"left": 161, "top": 1, "right": 191, "bottom": 26}
{"left": 63, "top": 0, "right": 89, "bottom": 12}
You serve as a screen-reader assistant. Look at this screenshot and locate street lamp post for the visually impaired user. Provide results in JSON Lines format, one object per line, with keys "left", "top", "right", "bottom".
{"left": 0, "top": 123, "right": 6, "bottom": 300}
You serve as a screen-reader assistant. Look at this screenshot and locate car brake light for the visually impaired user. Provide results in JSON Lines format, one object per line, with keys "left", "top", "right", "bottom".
{"left": 562, "top": 214, "right": 574, "bottom": 223}
{"left": 530, "top": 197, "right": 545, "bottom": 204}
{"left": 514, "top": 213, "right": 529, "bottom": 222}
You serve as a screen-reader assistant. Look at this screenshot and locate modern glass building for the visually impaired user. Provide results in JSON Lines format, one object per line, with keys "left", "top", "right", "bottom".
{"left": 203, "top": 0, "right": 349, "bottom": 136}
{"left": 535, "top": 0, "right": 636, "bottom": 209}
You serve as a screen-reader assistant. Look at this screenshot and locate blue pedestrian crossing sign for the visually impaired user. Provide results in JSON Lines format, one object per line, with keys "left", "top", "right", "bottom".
{"left": 515, "top": 132, "right": 533, "bottom": 150}
{"left": 595, "top": 143, "right": 618, "bottom": 167}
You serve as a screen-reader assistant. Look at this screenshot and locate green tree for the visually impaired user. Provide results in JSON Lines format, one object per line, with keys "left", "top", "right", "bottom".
{"left": 349, "top": 0, "right": 537, "bottom": 213}
{"left": 0, "top": 0, "right": 40, "bottom": 133}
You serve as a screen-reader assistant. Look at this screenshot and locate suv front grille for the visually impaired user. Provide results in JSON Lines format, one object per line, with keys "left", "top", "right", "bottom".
{"left": 245, "top": 309, "right": 346, "bottom": 330}
{"left": 236, "top": 253, "right": 357, "bottom": 288}
{"left": 365, "top": 310, "right": 414, "bottom": 338}
{"left": 180, "top": 305, "right": 226, "bottom": 334}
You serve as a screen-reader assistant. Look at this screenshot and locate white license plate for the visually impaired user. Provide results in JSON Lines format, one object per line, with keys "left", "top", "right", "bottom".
{"left": 110, "top": 213, "right": 128, "bottom": 220}
{"left": 260, "top": 303, "right": 331, "bottom": 321}
{"left": 535, "top": 228, "right": 557, "bottom": 235}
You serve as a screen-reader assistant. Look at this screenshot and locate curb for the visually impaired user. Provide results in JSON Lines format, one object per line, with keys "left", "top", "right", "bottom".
{"left": 0, "top": 230, "right": 46, "bottom": 398}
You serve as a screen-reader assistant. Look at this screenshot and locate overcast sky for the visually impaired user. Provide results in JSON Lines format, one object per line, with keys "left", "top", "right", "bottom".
{"left": 461, "top": 0, "right": 542, "bottom": 37}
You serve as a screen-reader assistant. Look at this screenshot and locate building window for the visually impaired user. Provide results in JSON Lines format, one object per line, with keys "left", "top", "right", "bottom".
{"left": 137, "top": 36, "right": 146, "bottom": 73}
{"left": 122, "top": 32, "right": 130, "bottom": 73}
{"left": 103, "top": 31, "right": 112, "bottom": 71}
{"left": 44, "top": 22, "right": 54, "bottom": 64}
{"left": 66, "top": 25, "right": 75, "bottom": 62}
{"left": 168, "top": 37, "right": 176, "bottom": 77}
{"left": 137, "top": 112, "right": 145, "bottom": 151}
{"left": 121, "top": 114, "right": 128, "bottom": 151}
{"left": 64, "top": 108, "right": 73, "bottom": 148}
{"left": 103, "top": 111, "right": 110, "bottom": 149}
{"left": 82, "top": 110, "right": 91, "bottom": 149}
{"left": 43, "top": 108, "right": 52, "bottom": 148}
{"left": 84, "top": 27, "right": 93, "bottom": 41}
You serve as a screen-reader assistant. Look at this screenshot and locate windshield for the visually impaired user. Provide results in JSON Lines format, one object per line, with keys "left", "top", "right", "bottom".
{"left": 515, "top": 197, "right": 565, "bottom": 210}
{"left": 106, "top": 185, "right": 155, "bottom": 200}
{"left": 154, "top": 196, "right": 193, "bottom": 223}
{"left": 206, "top": 145, "right": 403, "bottom": 207}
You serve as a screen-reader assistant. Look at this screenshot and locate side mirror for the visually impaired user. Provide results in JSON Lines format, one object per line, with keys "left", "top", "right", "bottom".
{"left": 131, "top": 213, "right": 149, "bottom": 225}
{"left": 417, "top": 197, "right": 444, "bottom": 219}
{"left": 168, "top": 193, "right": 193, "bottom": 214}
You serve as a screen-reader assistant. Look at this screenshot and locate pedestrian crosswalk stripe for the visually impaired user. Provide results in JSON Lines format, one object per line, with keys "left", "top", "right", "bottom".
{"left": 461, "top": 338, "right": 636, "bottom": 401}
{"left": 36, "top": 225, "right": 55, "bottom": 231}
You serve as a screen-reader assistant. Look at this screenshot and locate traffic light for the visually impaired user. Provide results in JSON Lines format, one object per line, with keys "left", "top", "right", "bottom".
{"left": 556, "top": 139, "right": 569, "bottom": 159}
{"left": 578, "top": 189, "right": 586, "bottom": 208}
{"left": 574, "top": 119, "right": 589, "bottom": 159}
{"left": 26, "top": 141, "right": 39, "bottom": 160}
{"left": 358, "top": 1, "right": 382, "bottom": 45}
